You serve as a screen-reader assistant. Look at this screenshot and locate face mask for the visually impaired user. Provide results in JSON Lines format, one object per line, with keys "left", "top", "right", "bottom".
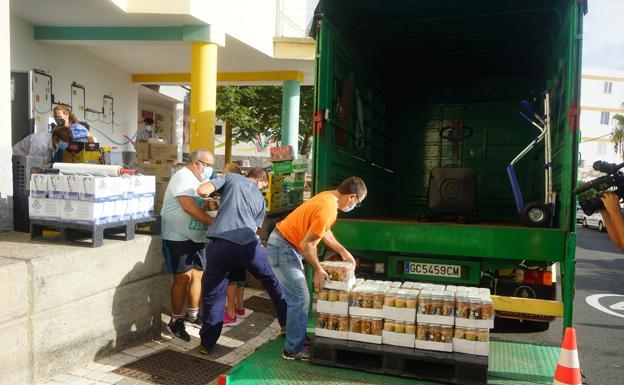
{"left": 340, "top": 202, "right": 356, "bottom": 213}
{"left": 57, "top": 140, "right": 69, "bottom": 151}
{"left": 55, "top": 118, "right": 66, "bottom": 126}
{"left": 144, "top": 125, "right": 152, "bottom": 132}
{"left": 202, "top": 166, "right": 213, "bottom": 181}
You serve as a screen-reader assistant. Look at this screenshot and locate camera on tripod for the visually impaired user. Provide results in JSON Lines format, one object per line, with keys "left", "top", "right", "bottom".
{"left": 573, "top": 160, "right": 624, "bottom": 216}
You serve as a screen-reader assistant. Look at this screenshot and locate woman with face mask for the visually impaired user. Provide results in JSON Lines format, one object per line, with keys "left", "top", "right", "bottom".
{"left": 12, "top": 126, "right": 74, "bottom": 165}
{"left": 52, "top": 105, "right": 93, "bottom": 143}
{"left": 137, "top": 117, "right": 158, "bottom": 140}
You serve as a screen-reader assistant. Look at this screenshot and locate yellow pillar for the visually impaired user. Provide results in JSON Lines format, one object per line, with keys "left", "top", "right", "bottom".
{"left": 190, "top": 42, "right": 218, "bottom": 153}
{"left": 224, "top": 121, "right": 232, "bottom": 164}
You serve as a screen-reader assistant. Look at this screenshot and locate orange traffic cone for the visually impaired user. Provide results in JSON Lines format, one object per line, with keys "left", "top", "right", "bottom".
{"left": 553, "top": 327, "right": 582, "bottom": 385}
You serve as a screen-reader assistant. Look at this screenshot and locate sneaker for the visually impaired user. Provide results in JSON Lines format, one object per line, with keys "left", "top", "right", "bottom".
{"left": 235, "top": 307, "right": 247, "bottom": 318}
{"left": 282, "top": 349, "right": 310, "bottom": 361}
{"left": 185, "top": 314, "right": 202, "bottom": 326}
{"left": 168, "top": 319, "right": 190, "bottom": 342}
{"left": 223, "top": 311, "right": 239, "bottom": 326}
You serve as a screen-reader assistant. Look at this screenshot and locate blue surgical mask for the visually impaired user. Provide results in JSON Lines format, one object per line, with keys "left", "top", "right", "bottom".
{"left": 202, "top": 166, "right": 213, "bottom": 181}
{"left": 144, "top": 125, "right": 152, "bottom": 132}
{"left": 57, "top": 140, "right": 69, "bottom": 151}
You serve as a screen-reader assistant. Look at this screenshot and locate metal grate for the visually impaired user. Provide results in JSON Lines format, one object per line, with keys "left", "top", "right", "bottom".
{"left": 243, "top": 296, "right": 278, "bottom": 318}
{"left": 113, "top": 349, "right": 231, "bottom": 385}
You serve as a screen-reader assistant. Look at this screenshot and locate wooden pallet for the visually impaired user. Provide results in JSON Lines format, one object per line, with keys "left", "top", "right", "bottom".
{"left": 311, "top": 336, "right": 488, "bottom": 385}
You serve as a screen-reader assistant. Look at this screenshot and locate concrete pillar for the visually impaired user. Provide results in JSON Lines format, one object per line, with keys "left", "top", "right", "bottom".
{"left": 0, "top": 0, "right": 12, "bottom": 231}
{"left": 173, "top": 102, "right": 184, "bottom": 163}
{"left": 190, "top": 42, "right": 218, "bottom": 153}
{"left": 281, "top": 79, "right": 300, "bottom": 158}
{"left": 224, "top": 121, "right": 232, "bottom": 165}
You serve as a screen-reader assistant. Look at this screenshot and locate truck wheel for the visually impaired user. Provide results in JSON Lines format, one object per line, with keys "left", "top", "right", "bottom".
{"left": 521, "top": 201, "right": 551, "bottom": 227}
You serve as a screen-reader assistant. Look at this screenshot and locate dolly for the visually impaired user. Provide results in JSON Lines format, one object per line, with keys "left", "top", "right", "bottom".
{"left": 507, "top": 92, "right": 555, "bottom": 227}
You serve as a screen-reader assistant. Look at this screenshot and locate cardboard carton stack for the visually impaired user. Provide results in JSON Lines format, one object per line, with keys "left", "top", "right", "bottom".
{"left": 29, "top": 173, "right": 155, "bottom": 225}
{"left": 266, "top": 146, "right": 307, "bottom": 211}
{"left": 135, "top": 139, "right": 178, "bottom": 214}
{"left": 314, "top": 277, "right": 494, "bottom": 357}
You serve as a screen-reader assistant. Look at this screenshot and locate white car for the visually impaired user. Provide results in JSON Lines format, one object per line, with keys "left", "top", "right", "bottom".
{"left": 576, "top": 207, "right": 586, "bottom": 224}
{"left": 582, "top": 212, "right": 606, "bottom": 231}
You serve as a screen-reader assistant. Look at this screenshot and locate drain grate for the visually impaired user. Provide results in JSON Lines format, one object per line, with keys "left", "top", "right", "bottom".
{"left": 243, "top": 296, "right": 277, "bottom": 318}
{"left": 113, "top": 349, "right": 231, "bottom": 385}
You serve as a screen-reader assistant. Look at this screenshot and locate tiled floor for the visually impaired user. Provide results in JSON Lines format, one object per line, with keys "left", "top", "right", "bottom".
{"left": 42, "top": 288, "right": 281, "bottom": 385}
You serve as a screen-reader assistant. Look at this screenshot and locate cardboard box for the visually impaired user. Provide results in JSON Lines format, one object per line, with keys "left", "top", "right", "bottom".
{"left": 79, "top": 175, "right": 124, "bottom": 202}
{"left": 382, "top": 331, "right": 415, "bottom": 348}
{"left": 415, "top": 340, "right": 453, "bottom": 352}
{"left": 323, "top": 276, "right": 356, "bottom": 291}
{"left": 454, "top": 318, "right": 494, "bottom": 329}
{"left": 60, "top": 200, "right": 107, "bottom": 225}
{"left": 155, "top": 182, "right": 167, "bottom": 203}
{"left": 317, "top": 300, "right": 349, "bottom": 315}
{"left": 136, "top": 140, "right": 150, "bottom": 160}
{"left": 417, "top": 314, "right": 455, "bottom": 326}
{"left": 453, "top": 338, "right": 489, "bottom": 356}
{"left": 29, "top": 197, "right": 62, "bottom": 221}
{"left": 137, "top": 164, "right": 175, "bottom": 180}
{"left": 128, "top": 175, "right": 156, "bottom": 198}
{"left": 137, "top": 196, "right": 155, "bottom": 218}
{"left": 349, "top": 307, "right": 384, "bottom": 318}
{"left": 128, "top": 198, "right": 140, "bottom": 219}
{"left": 383, "top": 306, "right": 417, "bottom": 322}
{"left": 48, "top": 174, "right": 71, "bottom": 199}
{"left": 149, "top": 143, "right": 178, "bottom": 161}
{"left": 30, "top": 174, "right": 49, "bottom": 198}
{"left": 315, "top": 328, "right": 348, "bottom": 340}
{"left": 347, "top": 332, "right": 382, "bottom": 344}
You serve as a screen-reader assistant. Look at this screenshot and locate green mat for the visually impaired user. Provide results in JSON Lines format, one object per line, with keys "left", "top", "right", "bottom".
{"left": 222, "top": 336, "right": 559, "bottom": 385}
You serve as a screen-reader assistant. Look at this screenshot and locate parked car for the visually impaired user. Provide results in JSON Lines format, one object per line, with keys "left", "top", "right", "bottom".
{"left": 576, "top": 207, "right": 586, "bottom": 225}
{"left": 582, "top": 211, "right": 606, "bottom": 231}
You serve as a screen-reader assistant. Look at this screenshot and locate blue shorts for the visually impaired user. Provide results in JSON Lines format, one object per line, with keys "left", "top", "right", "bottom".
{"left": 162, "top": 239, "right": 206, "bottom": 274}
{"left": 228, "top": 266, "right": 247, "bottom": 286}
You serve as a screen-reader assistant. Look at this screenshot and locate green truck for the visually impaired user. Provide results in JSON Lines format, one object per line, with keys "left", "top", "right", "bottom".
{"left": 311, "top": 0, "right": 586, "bottom": 330}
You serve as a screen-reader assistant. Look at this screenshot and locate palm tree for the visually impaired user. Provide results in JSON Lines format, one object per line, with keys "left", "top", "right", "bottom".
{"left": 610, "top": 114, "right": 624, "bottom": 160}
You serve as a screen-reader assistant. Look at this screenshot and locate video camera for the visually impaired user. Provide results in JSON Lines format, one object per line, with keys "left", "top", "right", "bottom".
{"left": 573, "top": 160, "right": 624, "bottom": 215}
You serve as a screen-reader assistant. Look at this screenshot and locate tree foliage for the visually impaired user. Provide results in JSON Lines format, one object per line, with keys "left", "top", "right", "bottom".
{"left": 216, "top": 85, "right": 314, "bottom": 156}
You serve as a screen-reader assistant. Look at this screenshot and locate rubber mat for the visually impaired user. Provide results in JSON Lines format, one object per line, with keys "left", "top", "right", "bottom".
{"left": 221, "top": 337, "right": 559, "bottom": 385}
{"left": 114, "top": 349, "right": 231, "bottom": 385}
{"left": 243, "top": 296, "right": 278, "bottom": 317}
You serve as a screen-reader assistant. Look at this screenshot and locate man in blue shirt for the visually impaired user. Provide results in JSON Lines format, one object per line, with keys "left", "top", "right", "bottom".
{"left": 196, "top": 167, "right": 287, "bottom": 353}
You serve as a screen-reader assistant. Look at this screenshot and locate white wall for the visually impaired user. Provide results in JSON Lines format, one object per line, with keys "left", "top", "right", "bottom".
{"left": 10, "top": 15, "right": 138, "bottom": 150}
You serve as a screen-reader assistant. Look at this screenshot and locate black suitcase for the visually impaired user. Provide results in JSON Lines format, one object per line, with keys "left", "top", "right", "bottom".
{"left": 426, "top": 121, "right": 478, "bottom": 222}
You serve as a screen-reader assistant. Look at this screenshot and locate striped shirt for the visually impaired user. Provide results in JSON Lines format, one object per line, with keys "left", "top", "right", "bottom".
{"left": 137, "top": 129, "right": 158, "bottom": 140}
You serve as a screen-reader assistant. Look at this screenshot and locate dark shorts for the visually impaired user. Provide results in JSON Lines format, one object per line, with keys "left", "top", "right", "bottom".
{"left": 162, "top": 239, "right": 206, "bottom": 274}
{"left": 228, "top": 266, "right": 247, "bottom": 286}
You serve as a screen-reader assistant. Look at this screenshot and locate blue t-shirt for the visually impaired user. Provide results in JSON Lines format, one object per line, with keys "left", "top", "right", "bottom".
{"left": 206, "top": 173, "right": 266, "bottom": 245}
{"left": 70, "top": 123, "right": 89, "bottom": 142}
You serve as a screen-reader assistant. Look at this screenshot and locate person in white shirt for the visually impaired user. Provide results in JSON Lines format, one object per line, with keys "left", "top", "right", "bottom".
{"left": 161, "top": 148, "right": 215, "bottom": 341}
{"left": 12, "top": 126, "right": 73, "bottom": 165}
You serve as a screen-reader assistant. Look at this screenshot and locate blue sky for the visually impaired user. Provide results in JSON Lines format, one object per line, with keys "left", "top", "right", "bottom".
{"left": 582, "top": 0, "right": 624, "bottom": 73}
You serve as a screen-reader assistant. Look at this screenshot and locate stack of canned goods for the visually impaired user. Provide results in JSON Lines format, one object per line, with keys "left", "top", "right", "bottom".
{"left": 417, "top": 290, "right": 455, "bottom": 317}
{"left": 455, "top": 295, "right": 494, "bottom": 320}
{"left": 416, "top": 323, "right": 454, "bottom": 343}
{"left": 383, "top": 319, "right": 416, "bottom": 335}
{"left": 382, "top": 289, "right": 419, "bottom": 309}
{"left": 348, "top": 316, "right": 384, "bottom": 336}
{"left": 350, "top": 287, "right": 385, "bottom": 309}
{"left": 316, "top": 313, "right": 350, "bottom": 332}
{"left": 453, "top": 326, "right": 489, "bottom": 342}
{"left": 318, "top": 288, "right": 350, "bottom": 302}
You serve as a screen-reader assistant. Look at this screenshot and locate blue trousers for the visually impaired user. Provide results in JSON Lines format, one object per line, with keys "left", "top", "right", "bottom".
{"left": 199, "top": 238, "right": 287, "bottom": 350}
{"left": 266, "top": 230, "right": 310, "bottom": 354}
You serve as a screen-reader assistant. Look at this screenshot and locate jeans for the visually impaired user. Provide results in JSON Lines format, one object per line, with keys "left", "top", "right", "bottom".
{"left": 199, "top": 238, "right": 287, "bottom": 350}
{"left": 266, "top": 230, "right": 309, "bottom": 354}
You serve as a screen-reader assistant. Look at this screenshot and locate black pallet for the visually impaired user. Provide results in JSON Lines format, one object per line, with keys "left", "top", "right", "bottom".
{"left": 311, "top": 337, "right": 488, "bottom": 385}
{"left": 135, "top": 215, "right": 161, "bottom": 235}
{"left": 30, "top": 217, "right": 156, "bottom": 248}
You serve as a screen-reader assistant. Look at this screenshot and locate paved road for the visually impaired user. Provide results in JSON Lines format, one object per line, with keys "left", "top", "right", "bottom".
{"left": 491, "top": 226, "right": 624, "bottom": 385}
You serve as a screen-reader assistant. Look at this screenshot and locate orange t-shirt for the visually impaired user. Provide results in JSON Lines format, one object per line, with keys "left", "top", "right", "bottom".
{"left": 276, "top": 190, "right": 338, "bottom": 250}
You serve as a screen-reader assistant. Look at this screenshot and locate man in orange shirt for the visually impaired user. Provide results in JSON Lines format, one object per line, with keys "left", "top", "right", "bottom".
{"left": 266, "top": 176, "right": 367, "bottom": 360}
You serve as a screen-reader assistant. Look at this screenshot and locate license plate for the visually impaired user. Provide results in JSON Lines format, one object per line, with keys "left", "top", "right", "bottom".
{"left": 404, "top": 262, "right": 462, "bottom": 278}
